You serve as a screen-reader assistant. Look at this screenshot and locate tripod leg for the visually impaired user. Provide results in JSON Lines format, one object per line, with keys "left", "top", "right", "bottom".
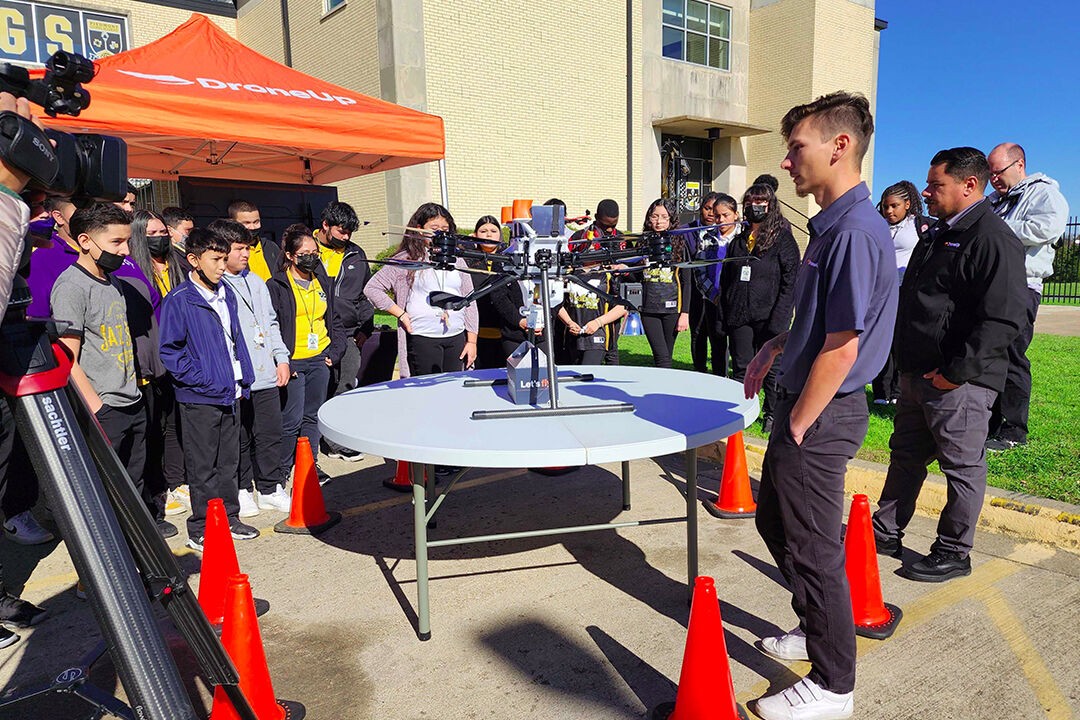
{"left": 11, "top": 389, "right": 198, "bottom": 720}
{"left": 67, "top": 385, "right": 260, "bottom": 720}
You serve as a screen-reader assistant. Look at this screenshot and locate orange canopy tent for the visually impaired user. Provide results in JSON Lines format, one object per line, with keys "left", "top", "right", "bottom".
{"left": 37, "top": 13, "right": 445, "bottom": 185}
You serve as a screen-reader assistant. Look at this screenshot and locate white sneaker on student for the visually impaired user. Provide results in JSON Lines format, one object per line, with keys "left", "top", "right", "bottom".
{"left": 3, "top": 511, "right": 54, "bottom": 545}
{"left": 758, "top": 626, "right": 809, "bottom": 661}
{"left": 753, "top": 677, "right": 853, "bottom": 720}
{"left": 257, "top": 485, "right": 291, "bottom": 513}
{"left": 237, "top": 489, "right": 260, "bottom": 518}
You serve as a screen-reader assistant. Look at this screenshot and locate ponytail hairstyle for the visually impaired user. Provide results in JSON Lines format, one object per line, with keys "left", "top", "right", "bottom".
{"left": 877, "top": 180, "right": 924, "bottom": 218}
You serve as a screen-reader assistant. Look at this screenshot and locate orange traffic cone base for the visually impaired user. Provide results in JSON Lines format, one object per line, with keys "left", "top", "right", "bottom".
{"left": 651, "top": 701, "right": 748, "bottom": 720}
{"left": 277, "top": 698, "right": 307, "bottom": 719}
{"left": 855, "top": 602, "right": 903, "bottom": 640}
{"left": 703, "top": 499, "right": 756, "bottom": 519}
{"left": 274, "top": 510, "right": 341, "bottom": 536}
{"left": 383, "top": 477, "right": 413, "bottom": 492}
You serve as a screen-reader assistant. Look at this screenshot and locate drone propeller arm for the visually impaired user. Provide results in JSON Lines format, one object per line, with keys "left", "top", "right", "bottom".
{"left": 428, "top": 272, "right": 519, "bottom": 312}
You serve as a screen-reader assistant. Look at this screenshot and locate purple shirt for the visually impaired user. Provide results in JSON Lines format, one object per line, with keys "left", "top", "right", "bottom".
{"left": 27, "top": 231, "right": 161, "bottom": 320}
{"left": 778, "top": 182, "right": 898, "bottom": 395}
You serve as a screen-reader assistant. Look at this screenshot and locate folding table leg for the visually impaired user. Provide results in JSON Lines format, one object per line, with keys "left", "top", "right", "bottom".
{"left": 412, "top": 463, "right": 431, "bottom": 641}
{"left": 685, "top": 447, "right": 698, "bottom": 599}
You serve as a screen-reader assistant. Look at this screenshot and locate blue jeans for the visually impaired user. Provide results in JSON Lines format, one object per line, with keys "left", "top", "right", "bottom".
{"left": 281, "top": 355, "right": 329, "bottom": 472}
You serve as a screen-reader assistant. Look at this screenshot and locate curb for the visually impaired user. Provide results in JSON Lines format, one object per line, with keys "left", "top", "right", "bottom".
{"left": 699, "top": 437, "right": 1080, "bottom": 555}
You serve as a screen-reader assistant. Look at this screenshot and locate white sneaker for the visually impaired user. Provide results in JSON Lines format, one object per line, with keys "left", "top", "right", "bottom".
{"left": 237, "top": 489, "right": 260, "bottom": 518}
{"left": 758, "top": 627, "right": 809, "bottom": 661}
{"left": 173, "top": 484, "right": 191, "bottom": 510}
{"left": 164, "top": 490, "right": 187, "bottom": 516}
{"left": 3, "top": 511, "right": 54, "bottom": 545}
{"left": 753, "top": 677, "right": 853, "bottom": 720}
{"left": 257, "top": 485, "right": 291, "bottom": 513}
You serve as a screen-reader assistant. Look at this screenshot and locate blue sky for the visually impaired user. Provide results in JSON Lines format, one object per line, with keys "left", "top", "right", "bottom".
{"left": 872, "top": 0, "right": 1077, "bottom": 218}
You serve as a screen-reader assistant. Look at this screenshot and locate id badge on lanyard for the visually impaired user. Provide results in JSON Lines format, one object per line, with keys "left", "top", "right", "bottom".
{"left": 307, "top": 332, "right": 319, "bottom": 351}
{"left": 740, "top": 265, "right": 752, "bottom": 282}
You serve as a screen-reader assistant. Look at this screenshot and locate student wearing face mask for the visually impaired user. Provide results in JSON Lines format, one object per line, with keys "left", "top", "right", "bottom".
{"left": 720, "top": 184, "right": 800, "bottom": 434}
{"left": 51, "top": 203, "right": 166, "bottom": 532}
{"left": 686, "top": 192, "right": 731, "bottom": 375}
{"left": 466, "top": 215, "right": 507, "bottom": 370}
{"left": 161, "top": 207, "right": 195, "bottom": 273}
{"left": 872, "top": 181, "right": 933, "bottom": 405}
{"left": 267, "top": 224, "right": 347, "bottom": 483}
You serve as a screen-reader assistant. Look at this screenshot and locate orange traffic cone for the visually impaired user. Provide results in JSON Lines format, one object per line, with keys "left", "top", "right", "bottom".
{"left": 198, "top": 499, "right": 270, "bottom": 626}
{"left": 704, "top": 432, "right": 756, "bottom": 519}
{"left": 274, "top": 438, "right": 341, "bottom": 536}
{"left": 210, "top": 574, "right": 305, "bottom": 720}
{"left": 845, "top": 494, "right": 902, "bottom": 640}
{"left": 383, "top": 460, "right": 417, "bottom": 492}
{"left": 651, "top": 576, "right": 748, "bottom": 719}
{"left": 199, "top": 498, "right": 241, "bottom": 626}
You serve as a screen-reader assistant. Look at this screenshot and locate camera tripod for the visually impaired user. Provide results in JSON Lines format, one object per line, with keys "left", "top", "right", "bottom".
{"left": 0, "top": 315, "right": 263, "bottom": 719}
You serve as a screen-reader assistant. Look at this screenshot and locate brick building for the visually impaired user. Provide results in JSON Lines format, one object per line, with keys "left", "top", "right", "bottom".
{"left": 2, "top": 0, "right": 884, "bottom": 255}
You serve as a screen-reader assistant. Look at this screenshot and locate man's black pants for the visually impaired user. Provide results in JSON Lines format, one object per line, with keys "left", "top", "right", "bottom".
{"left": 240, "top": 388, "right": 285, "bottom": 495}
{"left": 989, "top": 288, "right": 1039, "bottom": 444}
{"left": 755, "top": 390, "right": 868, "bottom": 694}
{"left": 180, "top": 402, "right": 240, "bottom": 538}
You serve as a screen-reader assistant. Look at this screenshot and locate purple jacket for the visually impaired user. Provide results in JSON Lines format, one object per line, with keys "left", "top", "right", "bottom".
{"left": 28, "top": 232, "right": 161, "bottom": 320}
{"left": 364, "top": 253, "right": 478, "bottom": 378}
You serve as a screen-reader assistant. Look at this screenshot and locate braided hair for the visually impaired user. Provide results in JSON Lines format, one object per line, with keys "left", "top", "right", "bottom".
{"left": 877, "top": 180, "right": 924, "bottom": 218}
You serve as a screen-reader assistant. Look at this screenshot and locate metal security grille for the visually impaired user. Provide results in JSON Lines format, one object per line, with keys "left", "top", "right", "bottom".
{"left": 1044, "top": 217, "right": 1079, "bottom": 303}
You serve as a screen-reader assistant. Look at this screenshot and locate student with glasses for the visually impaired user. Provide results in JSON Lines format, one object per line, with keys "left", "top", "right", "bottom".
{"left": 267, "top": 224, "right": 346, "bottom": 482}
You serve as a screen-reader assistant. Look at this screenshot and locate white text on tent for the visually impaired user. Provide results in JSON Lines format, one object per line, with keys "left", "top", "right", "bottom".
{"left": 196, "top": 78, "right": 357, "bottom": 106}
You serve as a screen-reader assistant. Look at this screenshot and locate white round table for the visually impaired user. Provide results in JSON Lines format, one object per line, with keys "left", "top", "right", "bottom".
{"left": 319, "top": 365, "right": 758, "bottom": 639}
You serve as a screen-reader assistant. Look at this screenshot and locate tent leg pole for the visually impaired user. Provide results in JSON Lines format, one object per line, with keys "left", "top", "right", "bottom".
{"left": 439, "top": 159, "right": 449, "bottom": 208}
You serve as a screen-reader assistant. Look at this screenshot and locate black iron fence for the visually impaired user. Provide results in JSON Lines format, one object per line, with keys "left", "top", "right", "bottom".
{"left": 1044, "top": 216, "right": 1080, "bottom": 303}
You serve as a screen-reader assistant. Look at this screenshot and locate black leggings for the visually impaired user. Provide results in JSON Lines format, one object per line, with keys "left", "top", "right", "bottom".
{"left": 407, "top": 332, "right": 467, "bottom": 376}
{"left": 641, "top": 312, "right": 679, "bottom": 368}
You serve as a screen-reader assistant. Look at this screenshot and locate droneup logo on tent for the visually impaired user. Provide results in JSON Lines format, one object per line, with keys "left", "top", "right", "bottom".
{"left": 116, "top": 70, "right": 358, "bottom": 106}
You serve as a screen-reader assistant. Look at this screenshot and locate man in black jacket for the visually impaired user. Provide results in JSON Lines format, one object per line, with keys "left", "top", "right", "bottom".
{"left": 872, "top": 147, "right": 1027, "bottom": 582}
{"left": 314, "top": 201, "right": 373, "bottom": 461}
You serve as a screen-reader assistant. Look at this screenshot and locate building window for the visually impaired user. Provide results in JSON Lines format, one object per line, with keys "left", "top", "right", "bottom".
{"left": 324, "top": 0, "right": 346, "bottom": 15}
{"left": 662, "top": 0, "right": 731, "bottom": 70}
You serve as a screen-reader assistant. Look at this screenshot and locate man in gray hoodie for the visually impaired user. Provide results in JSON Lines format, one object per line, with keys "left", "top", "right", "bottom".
{"left": 986, "top": 143, "right": 1070, "bottom": 450}
{"left": 211, "top": 220, "right": 293, "bottom": 515}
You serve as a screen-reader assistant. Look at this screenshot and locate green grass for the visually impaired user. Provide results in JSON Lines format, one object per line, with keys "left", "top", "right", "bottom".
{"left": 618, "top": 332, "right": 1080, "bottom": 505}
{"left": 375, "top": 311, "right": 1079, "bottom": 504}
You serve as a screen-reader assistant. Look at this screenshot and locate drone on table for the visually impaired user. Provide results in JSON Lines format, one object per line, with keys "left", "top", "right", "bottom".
{"left": 376, "top": 216, "right": 750, "bottom": 419}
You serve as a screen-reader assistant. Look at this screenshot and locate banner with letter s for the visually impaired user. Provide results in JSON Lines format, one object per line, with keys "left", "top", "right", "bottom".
{"left": 0, "top": 0, "right": 128, "bottom": 64}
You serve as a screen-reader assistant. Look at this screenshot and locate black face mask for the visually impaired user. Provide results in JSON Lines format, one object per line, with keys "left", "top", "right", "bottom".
{"left": 745, "top": 204, "right": 769, "bottom": 224}
{"left": 323, "top": 235, "right": 348, "bottom": 250}
{"left": 94, "top": 249, "right": 125, "bottom": 274}
{"left": 196, "top": 268, "right": 219, "bottom": 291}
{"left": 147, "top": 235, "right": 171, "bottom": 258}
{"left": 295, "top": 254, "right": 322, "bottom": 274}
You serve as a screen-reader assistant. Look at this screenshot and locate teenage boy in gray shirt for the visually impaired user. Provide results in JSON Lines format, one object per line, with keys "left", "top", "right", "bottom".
{"left": 51, "top": 203, "right": 165, "bottom": 533}
{"left": 213, "top": 220, "right": 292, "bottom": 516}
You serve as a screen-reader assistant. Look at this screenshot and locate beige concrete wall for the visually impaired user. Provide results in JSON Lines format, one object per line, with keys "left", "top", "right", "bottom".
{"left": 236, "top": 0, "right": 284, "bottom": 61}
{"left": 421, "top": 0, "right": 630, "bottom": 232}
{"left": 746, "top": 0, "right": 816, "bottom": 221}
{"left": 747, "top": 0, "right": 879, "bottom": 232}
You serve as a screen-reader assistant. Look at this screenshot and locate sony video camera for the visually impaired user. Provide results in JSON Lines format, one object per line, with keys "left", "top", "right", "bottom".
{"left": 0, "top": 50, "right": 127, "bottom": 201}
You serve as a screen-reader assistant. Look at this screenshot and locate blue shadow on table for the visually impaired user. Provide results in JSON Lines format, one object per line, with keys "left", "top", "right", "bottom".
{"left": 567, "top": 376, "right": 745, "bottom": 438}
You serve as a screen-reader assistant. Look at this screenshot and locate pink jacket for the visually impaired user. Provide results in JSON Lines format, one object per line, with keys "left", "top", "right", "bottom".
{"left": 364, "top": 252, "right": 478, "bottom": 378}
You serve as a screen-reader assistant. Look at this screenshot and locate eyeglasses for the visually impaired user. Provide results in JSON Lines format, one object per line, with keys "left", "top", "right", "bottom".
{"left": 294, "top": 252, "right": 320, "bottom": 259}
{"left": 989, "top": 159, "right": 1019, "bottom": 179}
{"left": 146, "top": 232, "right": 170, "bottom": 237}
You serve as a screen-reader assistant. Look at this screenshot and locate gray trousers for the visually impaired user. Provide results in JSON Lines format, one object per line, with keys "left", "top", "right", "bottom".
{"left": 756, "top": 390, "right": 868, "bottom": 694}
{"left": 872, "top": 374, "right": 997, "bottom": 557}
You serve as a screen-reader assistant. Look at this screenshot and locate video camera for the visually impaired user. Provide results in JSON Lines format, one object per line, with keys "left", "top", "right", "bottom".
{"left": 0, "top": 50, "right": 127, "bottom": 201}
